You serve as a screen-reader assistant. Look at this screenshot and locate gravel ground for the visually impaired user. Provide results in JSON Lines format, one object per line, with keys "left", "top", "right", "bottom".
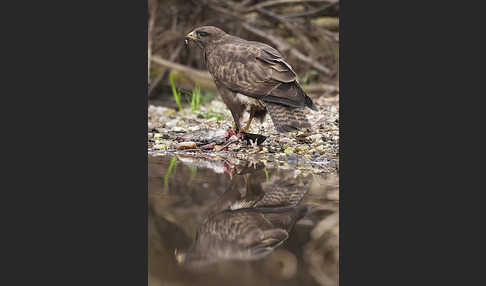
{"left": 148, "top": 95, "right": 339, "bottom": 174}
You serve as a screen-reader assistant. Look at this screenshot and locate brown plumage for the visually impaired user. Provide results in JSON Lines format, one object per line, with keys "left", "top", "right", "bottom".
{"left": 185, "top": 26, "right": 318, "bottom": 133}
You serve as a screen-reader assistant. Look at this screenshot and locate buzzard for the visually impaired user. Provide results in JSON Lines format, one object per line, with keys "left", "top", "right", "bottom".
{"left": 185, "top": 26, "right": 318, "bottom": 133}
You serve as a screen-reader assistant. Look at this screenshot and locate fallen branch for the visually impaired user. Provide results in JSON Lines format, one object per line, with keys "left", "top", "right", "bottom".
{"left": 151, "top": 56, "right": 335, "bottom": 95}
{"left": 151, "top": 56, "right": 217, "bottom": 92}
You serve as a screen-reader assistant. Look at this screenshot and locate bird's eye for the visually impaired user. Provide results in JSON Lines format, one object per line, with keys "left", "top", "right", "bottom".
{"left": 197, "top": 31, "right": 209, "bottom": 37}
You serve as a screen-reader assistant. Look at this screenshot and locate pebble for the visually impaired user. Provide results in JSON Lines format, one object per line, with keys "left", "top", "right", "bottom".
{"left": 176, "top": 142, "right": 197, "bottom": 150}
{"left": 295, "top": 145, "right": 309, "bottom": 152}
{"left": 309, "top": 134, "right": 322, "bottom": 142}
{"left": 165, "top": 119, "right": 178, "bottom": 128}
{"left": 153, "top": 144, "right": 167, "bottom": 150}
{"left": 284, "top": 147, "right": 293, "bottom": 156}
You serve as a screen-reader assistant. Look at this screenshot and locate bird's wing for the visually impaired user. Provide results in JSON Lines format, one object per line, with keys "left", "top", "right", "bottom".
{"left": 208, "top": 40, "right": 306, "bottom": 107}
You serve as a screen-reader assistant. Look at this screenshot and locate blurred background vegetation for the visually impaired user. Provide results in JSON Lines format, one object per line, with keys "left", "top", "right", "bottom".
{"left": 148, "top": 0, "right": 339, "bottom": 108}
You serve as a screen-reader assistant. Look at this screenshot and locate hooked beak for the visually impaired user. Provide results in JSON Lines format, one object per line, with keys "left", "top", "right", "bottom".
{"left": 184, "top": 31, "right": 197, "bottom": 45}
{"left": 174, "top": 248, "right": 186, "bottom": 264}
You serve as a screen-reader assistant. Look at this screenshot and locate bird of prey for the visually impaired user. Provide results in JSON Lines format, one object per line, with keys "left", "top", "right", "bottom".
{"left": 185, "top": 26, "right": 318, "bottom": 134}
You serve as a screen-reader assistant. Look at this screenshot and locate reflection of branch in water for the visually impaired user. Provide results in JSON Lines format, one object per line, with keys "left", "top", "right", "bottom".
{"left": 176, "top": 161, "right": 312, "bottom": 267}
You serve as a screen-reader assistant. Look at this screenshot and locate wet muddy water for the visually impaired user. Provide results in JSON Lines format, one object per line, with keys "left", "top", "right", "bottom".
{"left": 148, "top": 154, "right": 339, "bottom": 286}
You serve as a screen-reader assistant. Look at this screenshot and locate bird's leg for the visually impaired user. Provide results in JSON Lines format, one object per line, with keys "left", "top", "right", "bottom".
{"left": 240, "top": 111, "right": 254, "bottom": 133}
{"left": 232, "top": 121, "right": 238, "bottom": 133}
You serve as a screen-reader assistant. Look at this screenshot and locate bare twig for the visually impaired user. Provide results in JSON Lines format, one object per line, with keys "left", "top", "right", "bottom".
{"left": 282, "top": 2, "right": 337, "bottom": 18}
{"left": 205, "top": 4, "right": 247, "bottom": 21}
{"left": 220, "top": 138, "right": 240, "bottom": 150}
{"left": 311, "top": 17, "right": 339, "bottom": 31}
{"left": 244, "top": 0, "right": 337, "bottom": 12}
{"left": 254, "top": 7, "right": 315, "bottom": 53}
{"left": 148, "top": 0, "right": 158, "bottom": 85}
{"left": 241, "top": 23, "right": 331, "bottom": 74}
{"left": 149, "top": 44, "right": 183, "bottom": 96}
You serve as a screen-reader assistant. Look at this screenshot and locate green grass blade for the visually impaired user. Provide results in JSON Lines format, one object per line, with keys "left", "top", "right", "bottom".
{"left": 169, "top": 72, "right": 182, "bottom": 111}
{"left": 195, "top": 85, "right": 200, "bottom": 110}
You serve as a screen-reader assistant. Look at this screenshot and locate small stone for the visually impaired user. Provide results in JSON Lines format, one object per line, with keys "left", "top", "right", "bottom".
{"left": 284, "top": 147, "right": 293, "bottom": 156}
{"left": 259, "top": 147, "right": 268, "bottom": 154}
{"left": 165, "top": 120, "right": 178, "bottom": 128}
{"left": 163, "top": 109, "right": 177, "bottom": 117}
{"left": 153, "top": 144, "right": 166, "bottom": 150}
{"left": 279, "top": 138, "right": 292, "bottom": 145}
{"left": 176, "top": 142, "right": 196, "bottom": 150}
{"left": 309, "top": 134, "right": 322, "bottom": 142}
{"left": 295, "top": 145, "right": 309, "bottom": 152}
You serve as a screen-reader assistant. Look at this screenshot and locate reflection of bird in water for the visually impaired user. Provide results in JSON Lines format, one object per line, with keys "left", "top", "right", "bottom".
{"left": 177, "top": 205, "right": 309, "bottom": 266}
{"left": 213, "top": 161, "right": 310, "bottom": 214}
{"left": 176, "top": 162, "right": 311, "bottom": 266}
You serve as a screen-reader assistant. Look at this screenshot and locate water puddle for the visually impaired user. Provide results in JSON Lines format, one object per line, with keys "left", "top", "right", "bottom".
{"left": 149, "top": 154, "right": 339, "bottom": 286}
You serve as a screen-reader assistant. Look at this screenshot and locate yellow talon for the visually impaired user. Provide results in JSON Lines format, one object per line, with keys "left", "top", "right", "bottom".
{"left": 241, "top": 112, "right": 254, "bottom": 133}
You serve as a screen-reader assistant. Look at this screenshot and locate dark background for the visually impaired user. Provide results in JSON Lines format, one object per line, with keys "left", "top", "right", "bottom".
{"left": 2, "top": 0, "right": 480, "bottom": 285}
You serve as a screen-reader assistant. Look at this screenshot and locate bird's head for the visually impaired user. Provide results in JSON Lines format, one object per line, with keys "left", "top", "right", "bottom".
{"left": 185, "top": 26, "right": 227, "bottom": 48}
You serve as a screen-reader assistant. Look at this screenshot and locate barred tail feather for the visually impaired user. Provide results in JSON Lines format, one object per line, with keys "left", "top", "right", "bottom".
{"left": 265, "top": 102, "right": 312, "bottom": 133}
